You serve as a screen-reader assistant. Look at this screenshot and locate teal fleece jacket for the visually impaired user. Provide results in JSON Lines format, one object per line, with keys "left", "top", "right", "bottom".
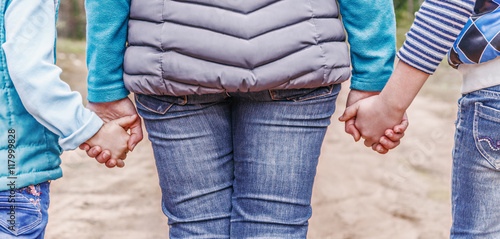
{"left": 0, "top": 0, "right": 104, "bottom": 191}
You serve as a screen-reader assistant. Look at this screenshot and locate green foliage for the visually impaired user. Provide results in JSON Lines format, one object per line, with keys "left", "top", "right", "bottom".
{"left": 396, "top": 11, "right": 415, "bottom": 48}
{"left": 394, "top": 0, "right": 423, "bottom": 48}
{"left": 55, "top": 0, "right": 421, "bottom": 44}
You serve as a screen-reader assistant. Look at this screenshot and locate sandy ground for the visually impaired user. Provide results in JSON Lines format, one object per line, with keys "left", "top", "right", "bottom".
{"left": 45, "top": 50, "right": 462, "bottom": 238}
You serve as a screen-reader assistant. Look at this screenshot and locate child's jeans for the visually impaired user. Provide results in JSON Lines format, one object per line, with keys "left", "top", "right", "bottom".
{"left": 451, "top": 85, "right": 500, "bottom": 238}
{"left": 0, "top": 182, "right": 50, "bottom": 239}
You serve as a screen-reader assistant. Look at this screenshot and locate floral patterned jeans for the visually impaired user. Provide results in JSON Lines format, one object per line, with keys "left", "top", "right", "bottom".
{"left": 0, "top": 182, "right": 50, "bottom": 239}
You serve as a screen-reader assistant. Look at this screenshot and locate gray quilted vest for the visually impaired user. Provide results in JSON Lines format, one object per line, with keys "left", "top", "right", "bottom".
{"left": 123, "top": 0, "right": 351, "bottom": 96}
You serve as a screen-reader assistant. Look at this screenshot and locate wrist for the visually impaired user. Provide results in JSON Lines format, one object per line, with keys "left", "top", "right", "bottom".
{"left": 347, "top": 89, "right": 380, "bottom": 107}
{"left": 376, "top": 60, "right": 430, "bottom": 114}
{"left": 378, "top": 92, "right": 408, "bottom": 115}
{"left": 87, "top": 87, "right": 129, "bottom": 103}
{"left": 88, "top": 96, "right": 129, "bottom": 105}
{"left": 351, "top": 89, "right": 380, "bottom": 96}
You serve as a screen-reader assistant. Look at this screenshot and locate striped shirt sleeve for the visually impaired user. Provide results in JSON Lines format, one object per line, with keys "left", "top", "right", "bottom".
{"left": 397, "top": 0, "right": 475, "bottom": 74}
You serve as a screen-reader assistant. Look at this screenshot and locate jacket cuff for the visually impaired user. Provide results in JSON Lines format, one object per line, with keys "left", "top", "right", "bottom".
{"left": 349, "top": 75, "right": 388, "bottom": 92}
{"left": 87, "top": 87, "right": 130, "bottom": 103}
{"left": 58, "top": 113, "right": 104, "bottom": 150}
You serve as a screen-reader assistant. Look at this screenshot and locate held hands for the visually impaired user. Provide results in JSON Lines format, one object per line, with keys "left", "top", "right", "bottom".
{"left": 80, "top": 98, "right": 144, "bottom": 168}
{"left": 338, "top": 61, "right": 429, "bottom": 153}
{"left": 84, "top": 115, "right": 137, "bottom": 168}
{"left": 339, "top": 90, "right": 408, "bottom": 154}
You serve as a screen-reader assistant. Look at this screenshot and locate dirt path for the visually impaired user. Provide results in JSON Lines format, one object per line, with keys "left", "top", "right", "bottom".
{"left": 46, "top": 51, "right": 462, "bottom": 238}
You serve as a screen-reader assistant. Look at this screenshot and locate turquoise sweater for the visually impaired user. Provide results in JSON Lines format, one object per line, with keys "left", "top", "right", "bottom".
{"left": 86, "top": 0, "right": 396, "bottom": 103}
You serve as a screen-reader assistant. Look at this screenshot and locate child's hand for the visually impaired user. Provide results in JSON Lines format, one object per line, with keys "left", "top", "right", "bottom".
{"left": 372, "top": 116, "right": 408, "bottom": 154}
{"left": 84, "top": 115, "right": 137, "bottom": 167}
{"left": 340, "top": 95, "right": 406, "bottom": 151}
{"left": 79, "top": 145, "right": 121, "bottom": 168}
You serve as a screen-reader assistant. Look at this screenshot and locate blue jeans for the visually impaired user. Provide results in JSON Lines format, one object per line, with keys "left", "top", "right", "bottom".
{"left": 0, "top": 182, "right": 50, "bottom": 239}
{"left": 451, "top": 85, "right": 500, "bottom": 238}
{"left": 136, "top": 84, "right": 340, "bottom": 238}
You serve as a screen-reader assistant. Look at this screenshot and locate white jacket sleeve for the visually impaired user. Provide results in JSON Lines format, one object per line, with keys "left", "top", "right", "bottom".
{"left": 2, "top": 0, "right": 103, "bottom": 150}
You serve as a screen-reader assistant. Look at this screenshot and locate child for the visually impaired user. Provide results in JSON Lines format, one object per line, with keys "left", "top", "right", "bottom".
{"left": 341, "top": 0, "right": 500, "bottom": 237}
{"left": 0, "top": 0, "right": 134, "bottom": 238}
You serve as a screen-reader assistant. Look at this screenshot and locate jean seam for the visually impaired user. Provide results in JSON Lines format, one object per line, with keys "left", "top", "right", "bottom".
{"left": 473, "top": 102, "right": 500, "bottom": 169}
{"left": 292, "top": 84, "right": 334, "bottom": 102}
{"left": 0, "top": 192, "right": 42, "bottom": 235}
{"left": 268, "top": 85, "right": 334, "bottom": 102}
{"left": 451, "top": 96, "right": 466, "bottom": 235}
{"left": 268, "top": 90, "right": 278, "bottom": 100}
{"left": 477, "top": 106, "right": 500, "bottom": 123}
{"left": 179, "top": 95, "right": 188, "bottom": 106}
{"left": 135, "top": 94, "right": 174, "bottom": 114}
{"left": 17, "top": 190, "right": 42, "bottom": 234}
{"left": 473, "top": 89, "right": 500, "bottom": 98}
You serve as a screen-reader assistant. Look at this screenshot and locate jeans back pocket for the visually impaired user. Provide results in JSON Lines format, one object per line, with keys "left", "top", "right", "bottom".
{"left": 474, "top": 102, "right": 500, "bottom": 169}
{"left": 135, "top": 94, "right": 181, "bottom": 115}
{"left": 0, "top": 191, "right": 42, "bottom": 236}
{"left": 269, "top": 84, "right": 340, "bottom": 102}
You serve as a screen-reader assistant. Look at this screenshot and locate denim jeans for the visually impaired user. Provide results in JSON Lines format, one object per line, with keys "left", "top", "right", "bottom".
{"left": 451, "top": 85, "right": 500, "bottom": 238}
{"left": 136, "top": 84, "right": 340, "bottom": 238}
{"left": 0, "top": 182, "right": 50, "bottom": 239}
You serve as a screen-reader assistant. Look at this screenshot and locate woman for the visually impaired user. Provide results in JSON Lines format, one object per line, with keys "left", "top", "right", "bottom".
{"left": 84, "top": 0, "right": 404, "bottom": 237}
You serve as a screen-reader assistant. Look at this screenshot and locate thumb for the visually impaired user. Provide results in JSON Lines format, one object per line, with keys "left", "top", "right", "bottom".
{"left": 339, "top": 104, "right": 359, "bottom": 122}
{"left": 345, "top": 119, "right": 361, "bottom": 142}
{"left": 113, "top": 114, "right": 138, "bottom": 128}
{"left": 394, "top": 113, "right": 409, "bottom": 134}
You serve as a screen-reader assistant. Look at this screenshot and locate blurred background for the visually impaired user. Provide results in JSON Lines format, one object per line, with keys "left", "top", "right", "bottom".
{"left": 56, "top": 0, "right": 426, "bottom": 44}
{"left": 48, "top": 1, "right": 462, "bottom": 238}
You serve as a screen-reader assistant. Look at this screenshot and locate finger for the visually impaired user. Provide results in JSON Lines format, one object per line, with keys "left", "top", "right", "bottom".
{"left": 379, "top": 136, "right": 401, "bottom": 150}
{"left": 363, "top": 139, "right": 377, "bottom": 148}
{"left": 372, "top": 144, "right": 389, "bottom": 154}
{"left": 116, "top": 159, "right": 125, "bottom": 168}
{"left": 113, "top": 114, "right": 138, "bottom": 128}
{"left": 119, "top": 153, "right": 128, "bottom": 161}
{"left": 105, "top": 159, "right": 117, "bottom": 168}
{"left": 128, "top": 117, "right": 144, "bottom": 151}
{"left": 384, "top": 129, "right": 405, "bottom": 142}
{"left": 345, "top": 119, "right": 361, "bottom": 142}
{"left": 87, "top": 146, "right": 102, "bottom": 158}
{"left": 79, "top": 143, "right": 90, "bottom": 151}
{"left": 394, "top": 114, "right": 409, "bottom": 134}
{"left": 95, "top": 150, "right": 111, "bottom": 164}
{"left": 339, "top": 104, "right": 359, "bottom": 122}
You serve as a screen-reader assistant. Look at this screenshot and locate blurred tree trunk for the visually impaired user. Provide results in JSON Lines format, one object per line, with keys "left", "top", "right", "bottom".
{"left": 407, "top": 0, "right": 414, "bottom": 16}
{"left": 57, "top": 0, "right": 86, "bottom": 39}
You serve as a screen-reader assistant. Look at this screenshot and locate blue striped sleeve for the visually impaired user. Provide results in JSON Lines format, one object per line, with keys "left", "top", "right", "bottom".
{"left": 397, "top": 0, "right": 475, "bottom": 74}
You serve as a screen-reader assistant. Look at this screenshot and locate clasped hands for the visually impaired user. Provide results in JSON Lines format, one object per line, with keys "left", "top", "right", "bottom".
{"left": 77, "top": 89, "right": 405, "bottom": 169}
{"left": 339, "top": 89, "right": 408, "bottom": 154}
{"left": 79, "top": 98, "right": 144, "bottom": 168}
